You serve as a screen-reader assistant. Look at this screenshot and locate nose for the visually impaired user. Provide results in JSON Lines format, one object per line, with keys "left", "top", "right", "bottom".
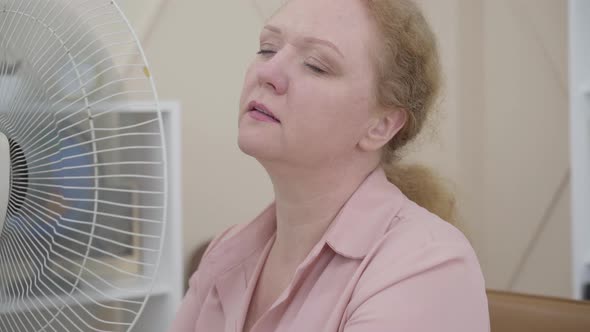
{"left": 256, "top": 54, "right": 289, "bottom": 95}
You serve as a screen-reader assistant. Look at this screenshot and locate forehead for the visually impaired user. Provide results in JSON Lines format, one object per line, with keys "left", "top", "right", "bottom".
{"left": 266, "top": 0, "right": 376, "bottom": 55}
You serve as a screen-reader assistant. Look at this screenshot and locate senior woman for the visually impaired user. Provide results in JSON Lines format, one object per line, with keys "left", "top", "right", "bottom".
{"left": 169, "top": 0, "right": 490, "bottom": 331}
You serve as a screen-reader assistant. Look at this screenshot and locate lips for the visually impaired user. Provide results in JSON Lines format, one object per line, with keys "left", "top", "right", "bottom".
{"left": 247, "top": 101, "right": 280, "bottom": 123}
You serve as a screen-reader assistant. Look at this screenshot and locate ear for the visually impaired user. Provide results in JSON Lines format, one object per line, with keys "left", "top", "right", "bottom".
{"left": 358, "top": 109, "right": 408, "bottom": 152}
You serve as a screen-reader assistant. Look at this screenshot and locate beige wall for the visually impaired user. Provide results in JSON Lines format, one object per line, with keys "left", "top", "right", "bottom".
{"left": 120, "top": 0, "right": 571, "bottom": 298}
{"left": 479, "top": 0, "right": 570, "bottom": 297}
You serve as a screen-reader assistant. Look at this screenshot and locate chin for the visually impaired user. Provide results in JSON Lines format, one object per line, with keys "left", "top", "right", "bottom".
{"left": 237, "top": 131, "right": 275, "bottom": 160}
{"left": 237, "top": 116, "right": 280, "bottom": 159}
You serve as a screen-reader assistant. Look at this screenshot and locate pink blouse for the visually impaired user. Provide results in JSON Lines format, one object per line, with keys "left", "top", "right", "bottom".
{"left": 168, "top": 167, "right": 490, "bottom": 332}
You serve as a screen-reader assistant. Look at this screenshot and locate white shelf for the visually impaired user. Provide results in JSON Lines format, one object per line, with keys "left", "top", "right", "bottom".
{"left": 569, "top": 0, "right": 590, "bottom": 300}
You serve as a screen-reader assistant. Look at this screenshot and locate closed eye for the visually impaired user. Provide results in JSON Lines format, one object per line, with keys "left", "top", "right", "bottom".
{"left": 305, "top": 63, "right": 327, "bottom": 75}
{"left": 257, "top": 50, "right": 276, "bottom": 56}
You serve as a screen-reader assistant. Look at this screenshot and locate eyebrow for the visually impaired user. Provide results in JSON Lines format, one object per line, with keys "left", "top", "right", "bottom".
{"left": 263, "top": 24, "right": 344, "bottom": 58}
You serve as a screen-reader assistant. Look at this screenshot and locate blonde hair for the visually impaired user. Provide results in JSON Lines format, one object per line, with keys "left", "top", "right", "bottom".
{"left": 364, "top": 0, "right": 456, "bottom": 223}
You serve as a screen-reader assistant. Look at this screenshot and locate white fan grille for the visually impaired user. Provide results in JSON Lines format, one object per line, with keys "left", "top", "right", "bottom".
{"left": 0, "top": 0, "right": 167, "bottom": 331}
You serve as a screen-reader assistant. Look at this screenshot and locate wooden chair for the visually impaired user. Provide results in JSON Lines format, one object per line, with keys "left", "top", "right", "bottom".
{"left": 487, "top": 289, "right": 590, "bottom": 332}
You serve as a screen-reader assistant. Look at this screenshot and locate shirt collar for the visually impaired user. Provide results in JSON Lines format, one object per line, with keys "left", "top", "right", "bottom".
{"left": 206, "top": 167, "right": 406, "bottom": 273}
{"left": 324, "top": 166, "right": 405, "bottom": 259}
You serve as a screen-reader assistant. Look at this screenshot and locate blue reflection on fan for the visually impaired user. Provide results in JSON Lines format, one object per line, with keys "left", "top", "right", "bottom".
{"left": 22, "top": 125, "right": 97, "bottom": 252}
{"left": 5, "top": 123, "right": 99, "bottom": 297}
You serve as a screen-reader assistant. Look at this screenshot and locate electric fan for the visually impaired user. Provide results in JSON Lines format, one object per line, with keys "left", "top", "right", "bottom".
{"left": 0, "top": 0, "right": 167, "bottom": 331}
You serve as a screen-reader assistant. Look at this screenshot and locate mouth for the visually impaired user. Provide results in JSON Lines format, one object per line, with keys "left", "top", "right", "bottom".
{"left": 247, "top": 101, "right": 281, "bottom": 123}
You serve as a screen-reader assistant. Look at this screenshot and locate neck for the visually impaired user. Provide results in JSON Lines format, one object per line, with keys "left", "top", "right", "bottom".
{"left": 262, "top": 159, "right": 379, "bottom": 265}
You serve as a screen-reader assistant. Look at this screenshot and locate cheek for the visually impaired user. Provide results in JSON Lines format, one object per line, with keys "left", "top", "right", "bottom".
{"left": 287, "top": 83, "right": 372, "bottom": 151}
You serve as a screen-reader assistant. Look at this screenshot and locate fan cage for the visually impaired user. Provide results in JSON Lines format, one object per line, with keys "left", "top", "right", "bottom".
{"left": 0, "top": 0, "right": 168, "bottom": 331}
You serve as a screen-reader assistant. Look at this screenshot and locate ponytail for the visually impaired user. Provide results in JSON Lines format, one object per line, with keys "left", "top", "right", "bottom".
{"left": 383, "top": 163, "right": 457, "bottom": 224}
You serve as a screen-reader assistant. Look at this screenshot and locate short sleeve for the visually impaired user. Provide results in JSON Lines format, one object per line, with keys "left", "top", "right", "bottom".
{"left": 343, "top": 242, "right": 490, "bottom": 332}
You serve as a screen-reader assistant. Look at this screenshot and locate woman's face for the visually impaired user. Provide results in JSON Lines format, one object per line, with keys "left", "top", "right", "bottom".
{"left": 238, "top": 0, "right": 381, "bottom": 169}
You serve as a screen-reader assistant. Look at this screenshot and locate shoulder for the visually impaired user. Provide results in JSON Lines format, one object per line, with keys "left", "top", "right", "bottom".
{"left": 188, "top": 201, "right": 276, "bottom": 286}
{"left": 342, "top": 202, "right": 490, "bottom": 331}
{"left": 349, "top": 199, "right": 487, "bottom": 313}
{"left": 388, "top": 198, "right": 475, "bottom": 253}
{"left": 187, "top": 223, "right": 246, "bottom": 285}
{"left": 204, "top": 222, "right": 248, "bottom": 259}
{"left": 373, "top": 198, "right": 482, "bottom": 275}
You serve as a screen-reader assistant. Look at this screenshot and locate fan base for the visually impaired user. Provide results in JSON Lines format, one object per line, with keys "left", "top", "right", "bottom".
{"left": 0, "top": 131, "right": 8, "bottom": 235}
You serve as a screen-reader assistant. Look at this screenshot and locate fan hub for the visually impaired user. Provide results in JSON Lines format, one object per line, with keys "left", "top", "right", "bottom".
{"left": 0, "top": 131, "right": 9, "bottom": 236}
